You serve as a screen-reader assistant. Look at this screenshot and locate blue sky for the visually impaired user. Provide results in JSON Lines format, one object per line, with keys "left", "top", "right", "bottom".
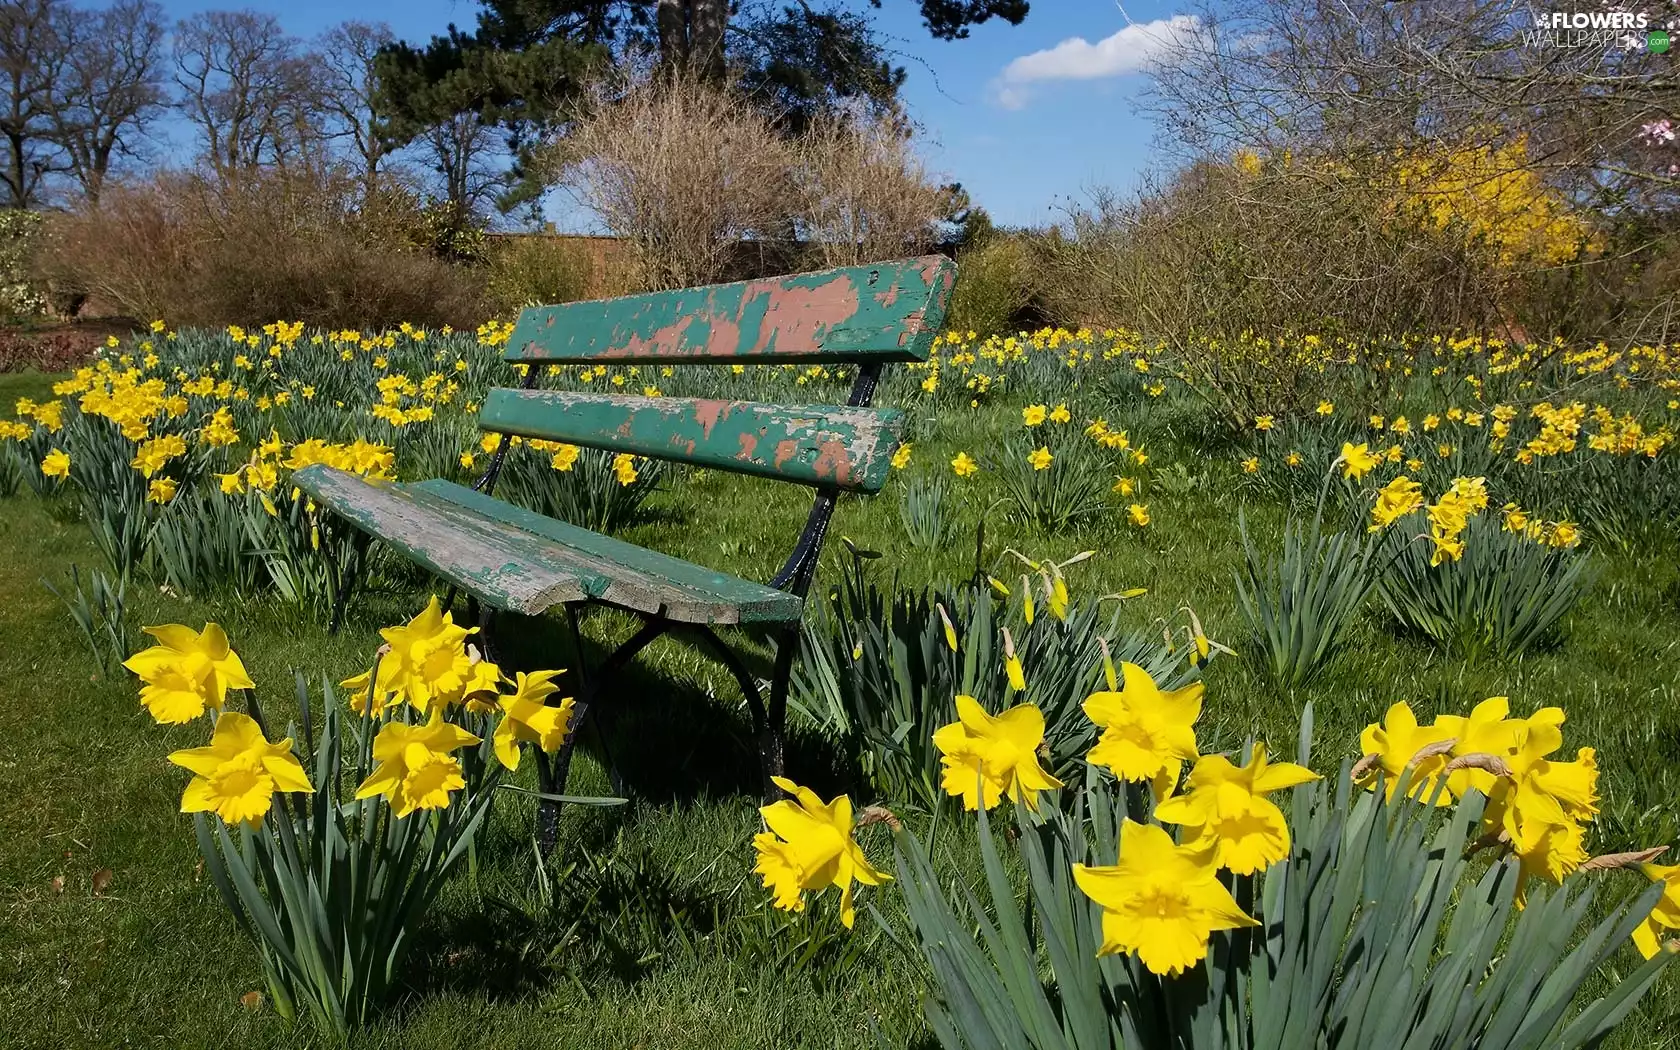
{"left": 129, "top": 0, "right": 1188, "bottom": 228}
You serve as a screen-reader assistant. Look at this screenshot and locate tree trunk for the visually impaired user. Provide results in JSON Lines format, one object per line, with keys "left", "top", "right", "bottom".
{"left": 656, "top": 0, "right": 726, "bottom": 81}
{"left": 656, "top": 0, "right": 685, "bottom": 73}
{"left": 689, "top": 0, "right": 727, "bottom": 82}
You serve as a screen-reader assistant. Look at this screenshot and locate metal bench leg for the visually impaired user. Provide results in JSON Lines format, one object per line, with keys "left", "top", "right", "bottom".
{"left": 534, "top": 613, "right": 669, "bottom": 855}
{"left": 326, "top": 529, "right": 371, "bottom": 635}
{"left": 761, "top": 626, "right": 799, "bottom": 798}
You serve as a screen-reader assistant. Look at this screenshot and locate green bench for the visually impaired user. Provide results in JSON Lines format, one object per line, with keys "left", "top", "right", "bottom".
{"left": 296, "top": 256, "right": 956, "bottom": 817}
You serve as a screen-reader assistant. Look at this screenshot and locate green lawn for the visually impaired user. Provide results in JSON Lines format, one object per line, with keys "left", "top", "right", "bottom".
{"left": 2, "top": 365, "right": 1678, "bottom": 1046}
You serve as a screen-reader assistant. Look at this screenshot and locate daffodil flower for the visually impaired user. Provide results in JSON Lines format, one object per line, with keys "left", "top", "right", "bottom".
{"left": 168, "top": 712, "right": 312, "bottom": 827}
{"left": 932, "top": 695, "right": 1063, "bottom": 811}
{"left": 377, "top": 596, "right": 475, "bottom": 713}
{"left": 493, "top": 670, "right": 575, "bottom": 770}
{"left": 124, "top": 622, "right": 256, "bottom": 724}
{"left": 1073, "top": 820, "right": 1258, "bottom": 976}
{"left": 1632, "top": 863, "right": 1680, "bottom": 959}
{"left": 1154, "top": 744, "right": 1319, "bottom": 874}
{"left": 1355, "top": 701, "right": 1457, "bottom": 804}
{"left": 1083, "top": 662, "right": 1202, "bottom": 786}
{"left": 752, "top": 776, "right": 890, "bottom": 928}
{"left": 355, "top": 710, "right": 481, "bottom": 818}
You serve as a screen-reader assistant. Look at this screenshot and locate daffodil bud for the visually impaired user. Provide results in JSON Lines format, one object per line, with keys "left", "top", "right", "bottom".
{"left": 936, "top": 603, "right": 958, "bottom": 652}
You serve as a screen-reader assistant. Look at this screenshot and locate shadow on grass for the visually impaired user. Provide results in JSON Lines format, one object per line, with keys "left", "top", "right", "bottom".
{"left": 382, "top": 601, "right": 857, "bottom": 1009}
{"left": 482, "top": 606, "right": 849, "bottom": 805}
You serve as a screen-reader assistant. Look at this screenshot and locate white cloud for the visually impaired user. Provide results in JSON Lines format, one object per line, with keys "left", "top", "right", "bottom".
{"left": 994, "top": 15, "right": 1200, "bottom": 109}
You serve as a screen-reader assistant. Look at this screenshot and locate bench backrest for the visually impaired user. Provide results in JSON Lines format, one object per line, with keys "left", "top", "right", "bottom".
{"left": 502, "top": 256, "right": 954, "bottom": 365}
{"left": 478, "top": 257, "right": 956, "bottom": 494}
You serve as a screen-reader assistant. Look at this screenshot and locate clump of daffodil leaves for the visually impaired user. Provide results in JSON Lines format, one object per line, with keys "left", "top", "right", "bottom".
{"left": 756, "top": 609, "right": 1680, "bottom": 990}
{"left": 125, "top": 596, "right": 619, "bottom": 1037}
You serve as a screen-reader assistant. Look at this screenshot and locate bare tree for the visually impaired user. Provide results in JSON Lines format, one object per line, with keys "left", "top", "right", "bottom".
{"left": 317, "top": 20, "right": 395, "bottom": 199}
{"left": 1144, "top": 0, "right": 1679, "bottom": 205}
{"left": 425, "top": 109, "right": 501, "bottom": 217}
{"left": 552, "top": 74, "right": 797, "bottom": 288}
{"left": 46, "top": 0, "right": 168, "bottom": 204}
{"left": 795, "top": 110, "right": 947, "bottom": 268}
{"left": 174, "top": 10, "right": 326, "bottom": 177}
{"left": 0, "top": 0, "right": 71, "bottom": 207}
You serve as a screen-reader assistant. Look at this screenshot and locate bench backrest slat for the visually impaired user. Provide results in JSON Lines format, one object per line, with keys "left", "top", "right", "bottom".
{"left": 481, "top": 390, "right": 903, "bottom": 492}
{"left": 505, "top": 256, "right": 955, "bottom": 365}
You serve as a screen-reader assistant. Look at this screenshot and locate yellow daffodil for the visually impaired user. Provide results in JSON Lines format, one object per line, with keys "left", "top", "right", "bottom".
{"left": 452, "top": 656, "right": 504, "bottom": 714}
{"left": 1154, "top": 744, "right": 1318, "bottom": 874}
{"left": 1434, "top": 695, "right": 1524, "bottom": 798}
{"left": 1632, "top": 863, "right": 1680, "bottom": 959}
{"left": 1073, "top": 820, "right": 1258, "bottom": 976}
{"left": 550, "top": 444, "right": 581, "bottom": 471}
{"left": 1129, "top": 503, "right": 1150, "bottom": 527}
{"left": 1022, "top": 404, "right": 1048, "bottom": 426}
{"left": 612, "top": 453, "right": 639, "bottom": 485}
{"left": 890, "top": 443, "right": 911, "bottom": 469}
{"left": 354, "top": 709, "right": 481, "bottom": 818}
{"left": 1340, "top": 442, "right": 1380, "bottom": 480}
{"left": 1049, "top": 403, "right": 1071, "bottom": 424}
{"left": 376, "top": 596, "right": 475, "bottom": 713}
{"left": 752, "top": 776, "right": 890, "bottom": 928}
{"left": 1084, "top": 662, "right": 1202, "bottom": 786}
{"left": 168, "top": 712, "right": 312, "bottom": 827}
{"left": 932, "top": 695, "right": 1063, "bottom": 811}
{"left": 1369, "top": 475, "right": 1424, "bottom": 531}
{"left": 1241, "top": 456, "right": 1259, "bottom": 473}
{"left": 493, "top": 670, "right": 575, "bottom": 770}
{"left": 1028, "top": 446, "right": 1053, "bottom": 470}
{"left": 41, "top": 448, "right": 69, "bottom": 479}
{"left": 951, "top": 451, "right": 978, "bottom": 477}
{"left": 1356, "top": 701, "right": 1455, "bottom": 804}
{"left": 123, "top": 622, "right": 255, "bottom": 724}
{"left": 147, "top": 477, "right": 178, "bottom": 504}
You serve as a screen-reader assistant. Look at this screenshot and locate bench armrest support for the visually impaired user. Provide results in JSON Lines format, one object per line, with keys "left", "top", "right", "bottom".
{"left": 769, "top": 362, "right": 884, "bottom": 596}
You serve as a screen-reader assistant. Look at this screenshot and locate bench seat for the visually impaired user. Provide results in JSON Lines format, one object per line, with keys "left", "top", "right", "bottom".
{"left": 293, "top": 464, "right": 804, "bottom": 625}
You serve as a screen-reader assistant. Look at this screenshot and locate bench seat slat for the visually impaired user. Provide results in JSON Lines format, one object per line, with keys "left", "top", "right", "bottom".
{"left": 294, "top": 464, "right": 596, "bottom": 615}
{"left": 409, "top": 480, "right": 802, "bottom": 623}
{"left": 294, "top": 465, "right": 803, "bottom": 624}
{"left": 481, "top": 390, "right": 903, "bottom": 492}
{"left": 505, "top": 256, "right": 955, "bottom": 365}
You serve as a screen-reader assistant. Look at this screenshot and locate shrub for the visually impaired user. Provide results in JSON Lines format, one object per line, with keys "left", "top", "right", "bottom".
{"left": 990, "top": 411, "right": 1114, "bottom": 533}
{"left": 942, "top": 235, "right": 1037, "bottom": 339}
{"left": 792, "top": 544, "right": 1180, "bottom": 805}
{"left": 1374, "top": 512, "right": 1596, "bottom": 656}
{"left": 484, "top": 235, "right": 595, "bottom": 313}
{"left": 898, "top": 473, "right": 955, "bottom": 550}
{"left": 549, "top": 74, "right": 798, "bottom": 289}
{"left": 793, "top": 111, "right": 948, "bottom": 270}
{"left": 495, "top": 443, "right": 663, "bottom": 534}
{"left": 134, "top": 604, "right": 622, "bottom": 1036}
{"left": 36, "top": 168, "right": 489, "bottom": 329}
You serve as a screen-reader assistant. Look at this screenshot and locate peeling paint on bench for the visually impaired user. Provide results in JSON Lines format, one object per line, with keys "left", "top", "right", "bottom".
{"left": 505, "top": 256, "right": 956, "bottom": 365}
{"left": 480, "top": 391, "right": 904, "bottom": 492}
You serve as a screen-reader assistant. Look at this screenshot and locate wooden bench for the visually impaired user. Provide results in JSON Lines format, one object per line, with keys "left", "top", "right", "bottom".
{"left": 296, "top": 257, "right": 956, "bottom": 821}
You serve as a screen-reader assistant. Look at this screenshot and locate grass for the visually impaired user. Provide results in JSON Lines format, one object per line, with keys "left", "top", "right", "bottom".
{"left": 2, "top": 365, "right": 1679, "bottom": 1046}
